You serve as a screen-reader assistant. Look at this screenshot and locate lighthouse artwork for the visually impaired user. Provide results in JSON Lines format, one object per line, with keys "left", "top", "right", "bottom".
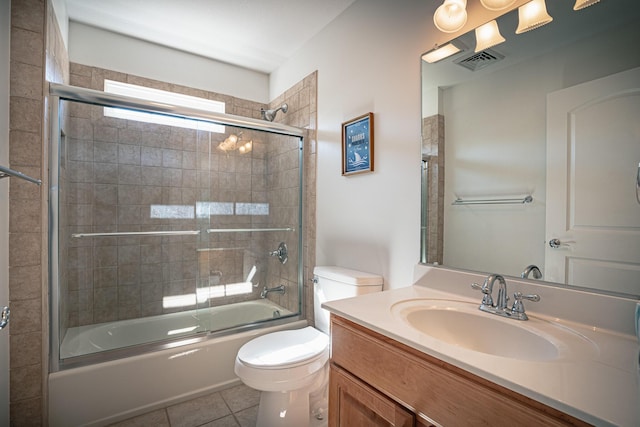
{"left": 342, "top": 112, "right": 374, "bottom": 175}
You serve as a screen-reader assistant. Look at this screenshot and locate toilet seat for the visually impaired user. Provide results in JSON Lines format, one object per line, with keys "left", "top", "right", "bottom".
{"left": 237, "top": 326, "right": 329, "bottom": 369}
{"left": 234, "top": 327, "right": 330, "bottom": 392}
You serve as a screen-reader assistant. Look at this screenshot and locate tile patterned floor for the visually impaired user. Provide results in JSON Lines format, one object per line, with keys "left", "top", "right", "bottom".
{"left": 107, "top": 384, "right": 260, "bottom": 427}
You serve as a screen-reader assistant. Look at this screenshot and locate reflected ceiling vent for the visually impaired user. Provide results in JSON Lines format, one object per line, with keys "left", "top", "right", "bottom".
{"left": 454, "top": 48, "right": 505, "bottom": 71}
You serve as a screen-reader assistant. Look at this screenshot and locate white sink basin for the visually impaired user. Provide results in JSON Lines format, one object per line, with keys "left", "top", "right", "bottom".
{"left": 391, "top": 299, "right": 596, "bottom": 361}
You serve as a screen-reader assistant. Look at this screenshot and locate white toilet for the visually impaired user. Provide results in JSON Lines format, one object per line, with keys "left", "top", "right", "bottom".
{"left": 234, "top": 266, "right": 383, "bottom": 427}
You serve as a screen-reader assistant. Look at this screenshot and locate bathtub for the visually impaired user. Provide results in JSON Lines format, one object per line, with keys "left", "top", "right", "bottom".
{"left": 49, "top": 300, "right": 306, "bottom": 427}
{"left": 60, "top": 299, "right": 292, "bottom": 359}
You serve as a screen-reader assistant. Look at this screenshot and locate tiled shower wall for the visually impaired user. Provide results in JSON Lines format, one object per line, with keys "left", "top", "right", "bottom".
{"left": 422, "top": 114, "right": 444, "bottom": 265}
{"left": 266, "top": 75, "right": 317, "bottom": 324}
{"left": 9, "top": 0, "right": 69, "bottom": 424}
{"left": 62, "top": 64, "right": 312, "bottom": 331}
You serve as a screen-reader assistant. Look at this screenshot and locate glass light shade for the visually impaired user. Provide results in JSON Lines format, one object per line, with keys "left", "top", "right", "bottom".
{"left": 480, "top": 0, "right": 516, "bottom": 11}
{"left": 422, "top": 43, "right": 462, "bottom": 63}
{"left": 474, "top": 20, "right": 506, "bottom": 52}
{"left": 515, "top": 0, "right": 553, "bottom": 34}
{"left": 239, "top": 141, "right": 253, "bottom": 154}
{"left": 434, "top": 0, "right": 468, "bottom": 33}
{"left": 574, "top": 0, "right": 600, "bottom": 10}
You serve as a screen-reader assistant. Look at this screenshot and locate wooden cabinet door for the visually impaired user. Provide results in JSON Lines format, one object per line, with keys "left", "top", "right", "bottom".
{"left": 329, "top": 363, "right": 414, "bottom": 427}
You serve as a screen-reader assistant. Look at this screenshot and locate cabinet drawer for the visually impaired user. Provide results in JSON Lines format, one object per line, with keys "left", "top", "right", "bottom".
{"left": 330, "top": 315, "right": 590, "bottom": 427}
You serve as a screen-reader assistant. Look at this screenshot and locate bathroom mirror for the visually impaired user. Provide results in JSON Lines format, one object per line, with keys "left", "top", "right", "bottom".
{"left": 421, "top": 0, "right": 640, "bottom": 297}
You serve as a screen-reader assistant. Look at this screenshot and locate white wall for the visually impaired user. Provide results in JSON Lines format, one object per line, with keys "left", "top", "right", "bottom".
{"left": 271, "top": 0, "right": 432, "bottom": 288}
{"left": 69, "top": 22, "right": 270, "bottom": 103}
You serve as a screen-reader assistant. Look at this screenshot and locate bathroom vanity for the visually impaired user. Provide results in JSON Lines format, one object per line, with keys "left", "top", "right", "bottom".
{"left": 329, "top": 315, "right": 586, "bottom": 426}
{"left": 323, "top": 266, "right": 640, "bottom": 426}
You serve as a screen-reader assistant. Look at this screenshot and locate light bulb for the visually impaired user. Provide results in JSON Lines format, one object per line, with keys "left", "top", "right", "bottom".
{"left": 480, "top": 0, "right": 516, "bottom": 11}
{"left": 516, "top": 0, "right": 553, "bottom": 34}
{"left": 433, "top": 0, "right": 468, "bottom": 33}
{"left": 474, "top": 20, "right": 506, "bottom": 52}
{"left": 573, "top": 0, "right": 600, "bottom": 10}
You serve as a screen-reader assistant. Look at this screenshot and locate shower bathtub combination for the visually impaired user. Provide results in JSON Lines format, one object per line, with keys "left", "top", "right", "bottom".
{"left": 47, "top": 82, "right": 307, "bottom": 426}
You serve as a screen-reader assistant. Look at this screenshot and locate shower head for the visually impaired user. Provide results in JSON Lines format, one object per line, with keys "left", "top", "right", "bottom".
{"left": 260, "top": 103, "right": 288, "bottom": 122}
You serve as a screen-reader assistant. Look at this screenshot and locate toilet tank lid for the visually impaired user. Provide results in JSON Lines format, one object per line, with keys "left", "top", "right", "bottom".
{"left": 313, "top": 266, "right": 383, "bottom": 286}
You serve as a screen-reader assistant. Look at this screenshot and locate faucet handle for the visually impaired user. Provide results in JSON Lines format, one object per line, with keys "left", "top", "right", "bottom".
{"left": 511, "top": 292, "right": 540, "bottom": 320}
{"left": 471, "top": 282, "right": 493, "bottom": 307}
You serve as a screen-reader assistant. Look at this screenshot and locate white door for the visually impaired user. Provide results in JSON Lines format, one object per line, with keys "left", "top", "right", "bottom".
{"left": 545, "top": 67, "right": 640, "bottom": 295}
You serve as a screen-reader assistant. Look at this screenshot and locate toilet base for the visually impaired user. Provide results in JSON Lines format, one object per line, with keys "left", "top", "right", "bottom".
{"left": 254, "top": 365, "right": 328, "bottom": 427}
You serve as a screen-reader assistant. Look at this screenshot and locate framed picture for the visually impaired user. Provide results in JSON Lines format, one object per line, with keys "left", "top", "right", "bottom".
{"left": 342, "top": 112, "right": 374, "bottom": 176}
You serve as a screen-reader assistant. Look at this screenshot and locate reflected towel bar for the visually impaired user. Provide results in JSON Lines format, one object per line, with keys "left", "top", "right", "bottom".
{"left": 71, "top": 231, "right": 200, "bottom": 238}
{"left": 206, "top": 227, "right": 295, "bottom": 233}
{"left": 0, "top": 165, "right": 41, "bottom": 185}
{"left": 452, "top": 195, "right": 533, "bottom": 205}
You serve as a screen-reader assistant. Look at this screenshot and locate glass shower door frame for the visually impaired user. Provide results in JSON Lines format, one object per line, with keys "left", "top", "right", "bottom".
{"left": 48, "top": 83, "right": 305, "bottom": 371}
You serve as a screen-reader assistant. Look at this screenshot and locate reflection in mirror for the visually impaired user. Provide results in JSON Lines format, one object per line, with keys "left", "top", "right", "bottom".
{"left": 421, "top": 0, "right": 640, "bottom": 297}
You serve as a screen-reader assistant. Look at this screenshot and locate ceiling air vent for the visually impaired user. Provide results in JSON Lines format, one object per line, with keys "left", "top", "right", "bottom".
{"left": 454, "top": 48, "right": 505, "bottom": 72}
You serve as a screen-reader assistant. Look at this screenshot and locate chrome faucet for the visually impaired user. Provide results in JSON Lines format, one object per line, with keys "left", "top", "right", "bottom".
{"left": 471, "top": 274, "right": 509, "bottom": 311}
{"left": 521, "top": 264, "right": 542, "bottom": 279}
{"left": 260, "top": 284, "right": 285, "bottom": 299}
{"left": 471, "top": 274, "right": 540, "bottom": 321}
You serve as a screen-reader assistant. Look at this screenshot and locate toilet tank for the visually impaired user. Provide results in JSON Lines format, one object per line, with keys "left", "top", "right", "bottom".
{"left": 313, "top": 266, "right": 383, "bottom": 334}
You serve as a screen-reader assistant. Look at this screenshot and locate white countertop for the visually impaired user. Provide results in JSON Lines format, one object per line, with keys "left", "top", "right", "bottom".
{"left": 322, "top": 266, "right": 640, "bottom": 427}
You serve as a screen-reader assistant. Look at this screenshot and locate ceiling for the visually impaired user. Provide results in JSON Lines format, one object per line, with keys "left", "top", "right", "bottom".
{"left": 64, "top": 0, "right": 358, "bottom": 74}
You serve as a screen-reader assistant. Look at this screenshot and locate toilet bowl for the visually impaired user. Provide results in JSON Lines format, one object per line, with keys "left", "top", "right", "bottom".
{"left": 235, "top": 327, "right": 329, "bottom": 426}
{"left": 234, "top": 266, "right": 383, "bottom": 427}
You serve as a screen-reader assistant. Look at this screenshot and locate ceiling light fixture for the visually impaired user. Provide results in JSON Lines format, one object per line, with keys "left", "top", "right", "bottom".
{"left": 515, "top": 0, "right": 553, "bottom": 34}
{"left": 218, "top": 133, "right": 238, "bottom": 151}
{"left": 474, "top": 20, "right": 506, "bottom": 52}
{"left": 573, "top": 0, "right": 600, "bottom": 10}
{"left": 433, "top": 0, "right": 468, "bottom": 33}
{"left": 422, "top": 42, "right": 464, "bottom": 63}
{"left": 480, "top": 0, "right": 516, "bottom": 11}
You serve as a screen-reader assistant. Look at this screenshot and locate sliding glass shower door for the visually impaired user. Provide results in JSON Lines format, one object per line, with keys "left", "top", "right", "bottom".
{"left": 50, "top": 84, "right": 304, "bottom": 368}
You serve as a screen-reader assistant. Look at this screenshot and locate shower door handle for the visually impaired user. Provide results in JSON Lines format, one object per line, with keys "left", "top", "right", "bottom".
{"left": 0, "top": 306, "right": 10, "bottom": 330}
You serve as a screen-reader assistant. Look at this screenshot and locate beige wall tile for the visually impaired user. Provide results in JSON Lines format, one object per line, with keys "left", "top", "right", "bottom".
{"left": 9, "top": 61, "right": 42, "bottom": 99}
{"left": 8, "top": 232, "right": 41, "bottom": 268}
{"left": 9, "top": 397, "right": 42, "bottom": 427}
{"left": 9, "top": 265, "right": 41, "bottom": 301}
{"left": 10, "top": 363, "right": 42, "bottom": 401}
{"left": 11, "top": 0, "right": 45, "bottom": 33}
{"left": 8, "top": 298, "right": 41, "bottom": 335}
{"left": 8, "top": 130, "right": 41, "bottom": 167}
{"left": 10, "top": 27, "right": 43, "bottom": 67}
{"left": 9, "top": 198, "right": 41, "bottom": 232}
{"left": 9, "top": 332, "right": 42, "bottom": 368}
{"left": 9, "top": 97, "right": 42, "bottom": 133}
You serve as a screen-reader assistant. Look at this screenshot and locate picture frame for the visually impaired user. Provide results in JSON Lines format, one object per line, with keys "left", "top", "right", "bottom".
{"left": 342, "top": 112, "right": 374, "bottom": 176}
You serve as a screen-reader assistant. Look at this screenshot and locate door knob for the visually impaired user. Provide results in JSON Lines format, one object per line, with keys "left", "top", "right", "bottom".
{"left": 549, "top": 238, "right": 562, "bottom": 248}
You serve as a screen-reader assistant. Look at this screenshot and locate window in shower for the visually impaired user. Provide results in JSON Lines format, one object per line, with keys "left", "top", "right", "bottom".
{"left": 103, "top": 79, "right": 226, "bottom": 133}
{"left": 51, "top": 89, "right": 303, "bottom": 367}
